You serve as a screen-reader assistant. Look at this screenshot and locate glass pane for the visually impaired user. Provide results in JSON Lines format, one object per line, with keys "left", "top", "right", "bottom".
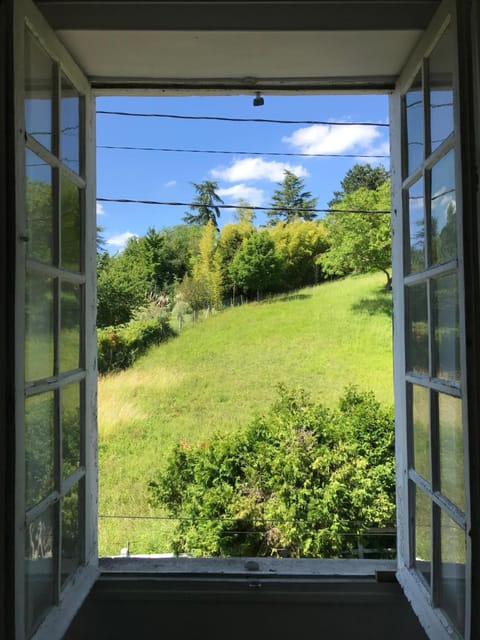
{"left": 429, "top": 25, "right": 454, "bottom": 152}
{"left": 24, "top": 30, "right": 53, "bottom": 152}
{"left": 405, "top": 70, "right": 424, "bottom": 175}
{"left": 25, "top": 273, "right": 54, "bottom": 381}
{"left": 25, "top": 150, "right": 53, "bottom": 264}
{"left": 431, "top": 150, "right": 456, "bottom": 265}
{"left": 433, "top": 273, "right": 459, "bottom": 381}
{"left": 25, "top": 506, "right": 55, "bottom": 637}
{"left": 60, "top": 283, "right": 81, "bottom": 373}
{"left": 439, "top": 394, "right": 464, "bottom": 510}
{"left": 62, "top": 383, "right": 81, "bottom": 479}
{"left": 61, "top": 483, "right": 82, "bottom": 587}
{"left": 406, "top": 283, "right": 429, "bottom": 375}
{"left": 61, "top": 74, "right": 80, "bottom": 174}
{"left": 414, "top": 484, "right": 431, "bottom": 588}
{"left": 61, "top": 176, "right": 82, "bottom": 272}
{"left": 25, "top": 392, "right": 55, "bottom": 509}
{"left": 408, "top": 178, "right": 425, "bottom": 273}
{"left": 412, "top": 385, "right": 430, "bottom": 481}
{"left": 440, "top": 511, "right": 466, "bottom": 635}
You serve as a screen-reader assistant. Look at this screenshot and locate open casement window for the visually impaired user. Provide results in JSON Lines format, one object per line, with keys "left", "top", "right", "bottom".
{"left": 14, "top": 1, "right": 97, "bottom": 639}
{"left": 391, "top": 1, "right": 475, "bottom": 638}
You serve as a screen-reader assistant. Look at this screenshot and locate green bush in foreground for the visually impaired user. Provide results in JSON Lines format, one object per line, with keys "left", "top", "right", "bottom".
{"left": 148, "top": 387, "right": 395, "bottom": 558}
{"left": 98, "top": 315, "right": 175, "bottom": 374}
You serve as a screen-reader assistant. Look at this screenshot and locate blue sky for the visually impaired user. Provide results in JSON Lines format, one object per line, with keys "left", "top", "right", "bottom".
{"left": 96, "top": 94, "right": 390, "bottom": 252}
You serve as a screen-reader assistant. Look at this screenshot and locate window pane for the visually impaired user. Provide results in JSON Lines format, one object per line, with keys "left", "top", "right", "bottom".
{"left": 429, "top": 26, "right": 454, "bottom": 152}
{"left": 62, "top": 383, "right": 81, "bottom": 479}
{"left": 406, "top": 283, "right": 429, "bottom": 375}
{"left": 25, "top": 506, "right": 55, "bottom": 638}
{"left": 61, "top": 176, "right": 82, "bottom": 272}
{"left": 405, "top": 70, "right": 424, "bottom": 175}
{"left": 440, "top": 511, "right": 466, "bottom": 635}
{"left": 414, "top": 484, "right": 431, "bottom": 588}
{"left": 61, "top": 74, "right": 80, "bottom": 174}
{"left": 60, "top": 282, "right": 81, "bottom": 373}
{"left": 25, "top": 272, "right": 54, "bottom": 381}
{"left": 407, "top": 178, "right": 425, "bottom": 273}
{"left": 439, "top": 394, "right": 464, "bottom": 510}
{"left": 24, "top": 30, "right": 53, "bottom": 152}
{"left": 433, "top": 273, "right": 459, "bottom": 381}
{"left": 61, "top": 483, "right": 82, "bottom": 587}
{"left": 431, "top": 150, "right": 456, "bottom": 265}
{"left": 25, "top": 150, "right": 53, "bottom": 264}
{"left": 25, "top": 392, "right": 55, "bottom": 509}
{"left": 412, "top": 385, "right": 430, "bottom": 481}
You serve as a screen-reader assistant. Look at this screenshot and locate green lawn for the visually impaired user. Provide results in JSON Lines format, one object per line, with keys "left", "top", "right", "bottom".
{"left": 98, "top": 272, "right": 393, "bottom": 556}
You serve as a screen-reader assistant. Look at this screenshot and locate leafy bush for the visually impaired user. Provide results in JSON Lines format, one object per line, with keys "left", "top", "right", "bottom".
{"left": 98, "top": 314, "right": 176, "bottom": 374}
{"left": 148, "top": 386, "right": 395, "bottom": 558}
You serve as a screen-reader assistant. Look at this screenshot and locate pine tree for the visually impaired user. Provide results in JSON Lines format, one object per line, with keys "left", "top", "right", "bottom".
{"left": 183, "top": 180, "right": 224, "bottom": 230}
{"left": 267, "top": 170, "right": 317, "bottom": 224}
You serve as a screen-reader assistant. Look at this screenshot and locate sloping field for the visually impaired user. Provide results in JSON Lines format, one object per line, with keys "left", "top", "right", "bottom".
{"left": 98, "top": 272, "right": 393, "bottom": 555}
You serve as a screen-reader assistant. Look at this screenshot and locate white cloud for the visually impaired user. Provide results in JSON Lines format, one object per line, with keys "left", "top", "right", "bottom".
{"left": 283, "top": 123, "right": 387, "bottom": 157}
{"left": 96, "top": 202, "right": 106, "bottom": 216}
{"left": 211, "top": 158, "right": 308, "bottom": 183}
{"left": 165, "top": 180, "right": 177, "bottom": 188}
{"left": 217, "top": 184, "right": 265, "bottom": 206}
{"left": 106, "top": 231, "right": 137, "bottom": 249}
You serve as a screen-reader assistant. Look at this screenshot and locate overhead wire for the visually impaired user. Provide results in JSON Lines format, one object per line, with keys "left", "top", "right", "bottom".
{"left": 97, "top": 110, "right": 390, "bottom": 127}
{"left": 96, "top": 197, "right": 390, "bottom": 215}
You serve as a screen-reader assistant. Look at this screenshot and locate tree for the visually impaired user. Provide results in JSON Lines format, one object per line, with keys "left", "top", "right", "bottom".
{"left": 233, "top": 199, "right": 256, "bottom": 224}
{"left": 183, "top": 180, "right": 224, "bottom": 230}
{"left": 267, "top": 170, "right": 318, "bottom": 224}
{"left": 269, "top": 219, "right": 329, "bottom": 289}
{"left": 192, "top": 221, "right": 222, "bottom": 309}
{"left": 215, "top": 220, "right": 254, "bottom": 302}
{"left": 328, "top": 163, "right": 389, "bottom": 207}
{"left": 320, "top": 181, "right": 392, "bottom": 289}
{"left": 229, "top": 231, "right": 283, "bottom": 299}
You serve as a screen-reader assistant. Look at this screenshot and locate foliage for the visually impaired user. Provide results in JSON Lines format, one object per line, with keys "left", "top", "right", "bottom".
{"left": 192, "top": 221, "right": 222, "bottom": 309}
{"left": 269, "top": 220, "right": 329, "bottom": 289}
{"left": 229, "top": 230, "right": 283, "bottom": 298}
{"left": 183, "top": 180, "right": 224, "bottom": 230}
{"left": 148, "top": 387, "right": 395, "bottom": 558}
{"left": 329, "top": 163, "right": 389, "bottom": 207}
{"left": 175, "top": 275, "right": 211, "bottom": 320}
{"left": 97, "top": 315, "right": 175, "bottom": 374}
{"left": 267, "top": 170, "right": 318, "bottom": 223}
{"left": 215, "top": 220, "right": 254, "bottom": 302}
{"left": 321, "top": 181, "right": 392, "bottom": 288}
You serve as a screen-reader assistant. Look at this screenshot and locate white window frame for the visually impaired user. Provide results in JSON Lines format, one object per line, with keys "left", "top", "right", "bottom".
{"left": 13, "top": 1, "right": 98, "bottom": 639}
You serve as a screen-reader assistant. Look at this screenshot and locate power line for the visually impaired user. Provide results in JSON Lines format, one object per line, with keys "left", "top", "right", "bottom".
{"left": 96, "top": 197, "right": 391, "bottom": 215}
{"left": 97, "top": 110, "right": 389, "bottom": 127}
{"left": 98, "top": 144, "right": 390, "bottom": 160}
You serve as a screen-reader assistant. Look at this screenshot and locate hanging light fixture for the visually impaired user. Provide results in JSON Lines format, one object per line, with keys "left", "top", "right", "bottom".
{"left": 253, "top": 91, "right": 264, "bottom": 107}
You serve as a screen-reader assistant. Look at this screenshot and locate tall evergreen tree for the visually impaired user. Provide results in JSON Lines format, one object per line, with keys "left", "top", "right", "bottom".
{"left": 183, "top": 180, "right": 224, "bottom": 230}
{"left": 328, "top": 163, "right": 389, "bottom": 207}
{"left": 267, "top": 170, "right": 317, "bottom": 224}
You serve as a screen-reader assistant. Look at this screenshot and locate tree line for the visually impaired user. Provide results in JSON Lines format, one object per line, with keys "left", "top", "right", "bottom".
{"left": 96, "top": 163, "right": 391, "bottom": 328}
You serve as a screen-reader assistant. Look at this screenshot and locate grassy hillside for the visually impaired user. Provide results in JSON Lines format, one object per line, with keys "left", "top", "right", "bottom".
{"left": 98, "top": 272, "right": 393, "bottom": 556}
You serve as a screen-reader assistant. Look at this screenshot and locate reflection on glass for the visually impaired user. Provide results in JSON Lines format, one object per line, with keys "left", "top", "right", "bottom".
{"left": 431, "top": 150, "right": 456, "bottom": 265}
{"left": 439, "top": 394, "right": 464, "bottom": 510}
{"left": 60, "top": 283, "right": 81, "bottom": 372}
{"left": 433, "top": 273, "right": 459, "bottom": 381}
{"left": 412, "top": 385, "right": 430, "bottom": 481}
{"left": 61, "top": 177, "right": 82, "bottom": 272}
{"left": 25, "top": 272, "right": 54, "bottom": 381}
{"left": 61, "top": 74, "right": 80, "bottom": 174}
{"left": 408, "top": 178, "right": 425, "bottom": 273}
{"left": 24, "top": 30, "right": 53, "bottom": 151}
{"left": 414, "top": 485, "right": 431, "bottom": 588}
{"left": 405, "top": 70, "right": 424, "bottom": 175}
{"left": 25, "top": 150, "right": 53, "bottom": 264}
{"left": 429, "top": 25, "right": 454, "bottom": 152}
{"left": 25, "top": 507, "right": 55, "bottom": 637}
{"left": 61, "top": 483, "right": 82, "bottom": 586}
{"left": 62, "top": 383, "right": 81, "bottom": 479}
{"left": 406, "top": 283, "right": 429, "bottom": 375}
{"left": 25, "top": 392, "right": 55, "bottom": 509}
{"left": 440, "top": 511, "right": 466, "bottom": 635}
